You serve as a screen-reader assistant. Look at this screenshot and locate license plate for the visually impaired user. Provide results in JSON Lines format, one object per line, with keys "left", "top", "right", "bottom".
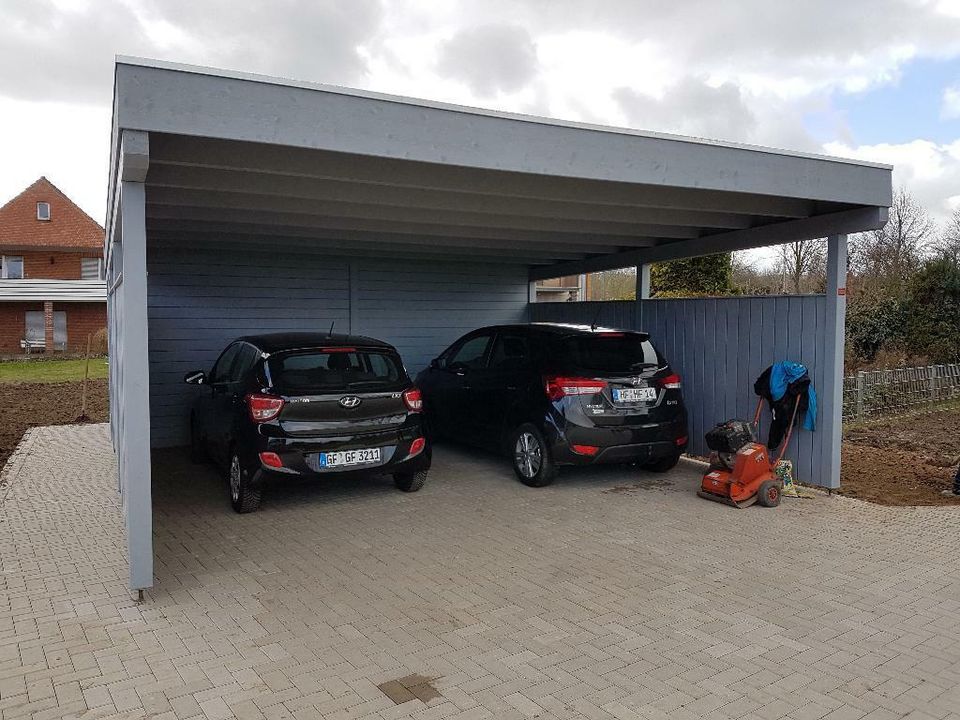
{"left": 318, "top": 447, "right": 382, "bottom": 468}
{"left": 613, "top": 387, "right": 657, "bottom": 403}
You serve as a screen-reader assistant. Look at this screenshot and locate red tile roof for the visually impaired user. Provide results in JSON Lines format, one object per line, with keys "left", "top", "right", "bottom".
{"left": 0, "top": 177, "right": 104, "bottom": 251}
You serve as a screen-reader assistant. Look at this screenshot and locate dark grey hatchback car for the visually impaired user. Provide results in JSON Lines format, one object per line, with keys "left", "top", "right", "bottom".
{"left": 416, "top": 323, "right": 688, "bottom": 486}
{"left": 185, "top": 332, "right": 430, "bottom": 513}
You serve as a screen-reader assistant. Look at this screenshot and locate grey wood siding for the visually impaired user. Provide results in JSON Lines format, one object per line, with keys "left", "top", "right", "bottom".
{"left": 531, "top": 296, "right": 830, "bottom": 486}
{"left": 355, "top": 259, "right": 529, "bottom": 374}
{"left": 147, "top": 248, "right": 528, "bottom": 448}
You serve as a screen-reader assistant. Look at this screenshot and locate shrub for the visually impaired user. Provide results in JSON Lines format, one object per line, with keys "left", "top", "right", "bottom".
{"left": 903, "top": 259, "right": 960, "bottom": 364}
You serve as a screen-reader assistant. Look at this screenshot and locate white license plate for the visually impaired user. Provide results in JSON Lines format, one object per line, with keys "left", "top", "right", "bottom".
{"left": 613, "top": 387, "right": 657, "bottom": 403}
{"left": 318, "top": 447, "right": 382, "bottom": 468}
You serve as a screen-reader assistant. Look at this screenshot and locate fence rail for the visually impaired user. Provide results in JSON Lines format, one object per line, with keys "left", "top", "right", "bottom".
{"left": 843, "top": 364, "right": 960, "bottom": 420}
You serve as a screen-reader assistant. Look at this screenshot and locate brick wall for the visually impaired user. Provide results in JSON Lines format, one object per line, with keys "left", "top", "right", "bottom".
{"left": 18, "top": 251, "right": 100, "bottom": 280}
{"left": 63, "top": 302, "right": 107, "bottom": 353}
{"left": 0, "top": 301, "right": 106, "bottom": 354}
{"left": 0, "top": 302, "right": 42, "bottom": 353}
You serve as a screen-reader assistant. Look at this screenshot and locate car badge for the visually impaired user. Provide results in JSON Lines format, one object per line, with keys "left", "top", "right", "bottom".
{"left": 631, "top": 376, "right": 643, "bottom": 386}
{"left": 339, "top": 396, "right": 362, "bottom": 408}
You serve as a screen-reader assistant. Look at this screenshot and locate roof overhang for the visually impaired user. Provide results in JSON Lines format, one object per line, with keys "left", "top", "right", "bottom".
{"left": 107, "top": 57, "right": 892, "bottom": 278}
{"left": 0, "top": 279, "right": 107, "bottom": 302}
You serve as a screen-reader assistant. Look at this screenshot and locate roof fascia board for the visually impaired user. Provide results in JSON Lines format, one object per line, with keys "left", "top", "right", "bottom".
{"left": 113, "top": 61, "right": 893, "bottom": 208}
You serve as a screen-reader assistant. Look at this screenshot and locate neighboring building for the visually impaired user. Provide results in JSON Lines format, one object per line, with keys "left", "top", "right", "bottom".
{"left": 0, "top": 177, "right": 106, "bottom": 354}
{"left": 534, "top": 275, "right": 585, "bottom": 301}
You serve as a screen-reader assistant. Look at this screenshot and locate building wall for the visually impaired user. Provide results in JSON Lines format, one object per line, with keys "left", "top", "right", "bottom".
{"left": 530, "top": 296, "right": 833, "bottom": 487}
{"left": 0, "top": 250, "right": 101, "bottom": 280}
{"left": 0, "top": 300, "right": 106, "bottom": 354}
{"left": 146, "top": 246, "right": 529, "bottom": 447}
{"left": 0, "top": 301, "right": 41, "bottom": 353}
{"left": 63, "top": 302, "right": 107, "bottom": 352}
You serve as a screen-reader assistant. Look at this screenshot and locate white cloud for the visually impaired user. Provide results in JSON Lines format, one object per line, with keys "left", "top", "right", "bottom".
{"left": 943, "top": 84, "right": 960, "bottom": 118}
{"left": 1, "top": 0, "right": 959, "bottom": 228}
{"left": 824, "top": 139, "right": 960, "bottom": 220}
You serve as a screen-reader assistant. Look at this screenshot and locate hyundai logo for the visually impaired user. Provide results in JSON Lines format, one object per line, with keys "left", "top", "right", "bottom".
{"left": 339, "top": 396, "right": 362, "bottom": 408}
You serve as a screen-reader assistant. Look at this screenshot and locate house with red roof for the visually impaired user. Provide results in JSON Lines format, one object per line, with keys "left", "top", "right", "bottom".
{"left": 0, "top": 177, "right": 106, "bottom": 354}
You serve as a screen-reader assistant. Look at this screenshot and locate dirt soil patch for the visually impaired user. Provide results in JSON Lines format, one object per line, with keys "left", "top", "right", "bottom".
{"left": 841, "top": 406, "right": 960, "bottom": 506}
{"left": 0, "top": 380, "right": 108, "bottom": 471}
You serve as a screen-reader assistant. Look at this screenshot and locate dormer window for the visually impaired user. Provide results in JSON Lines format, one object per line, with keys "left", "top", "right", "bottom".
{"left": 37, "top": 201, "right": 50, "bottom": 221}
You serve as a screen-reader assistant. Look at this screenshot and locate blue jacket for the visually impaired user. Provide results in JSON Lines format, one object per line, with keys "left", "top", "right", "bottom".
{"left": 770, "top": 361, "right": 817, "bottom": 431}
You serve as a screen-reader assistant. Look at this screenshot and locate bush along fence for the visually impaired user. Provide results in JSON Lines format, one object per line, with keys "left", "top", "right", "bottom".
{"left": 843, "top": 364, "right": 960, "bottom": 420}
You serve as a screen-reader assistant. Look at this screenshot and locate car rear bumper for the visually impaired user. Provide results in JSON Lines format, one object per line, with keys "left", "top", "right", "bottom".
{"left": 546, "top": 413, "right": 688, "bottom": 465}
{"left": 242, "top": 424, "right": 430, "bottom": 487}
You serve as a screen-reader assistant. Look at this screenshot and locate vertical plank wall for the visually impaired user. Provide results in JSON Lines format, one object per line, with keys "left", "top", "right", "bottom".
{"left": 531, "top": 296, "right": 829, "bottom": 486}
{"left": 146, "top": 247, "right": 529, "bottom": 447}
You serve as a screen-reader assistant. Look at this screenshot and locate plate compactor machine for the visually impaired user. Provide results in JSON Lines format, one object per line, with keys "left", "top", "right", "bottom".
{"left": 698, "top": 396, "right": 800, "bottom": 509}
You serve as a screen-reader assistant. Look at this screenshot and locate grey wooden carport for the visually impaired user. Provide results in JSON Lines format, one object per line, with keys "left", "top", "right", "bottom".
{"left": 106, "top": 57, "right": 891, "bottom": 591}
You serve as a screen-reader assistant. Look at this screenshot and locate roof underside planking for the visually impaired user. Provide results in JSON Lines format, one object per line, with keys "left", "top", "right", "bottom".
{"left": 108, "top": 57, "right": 893, "bottom": 279}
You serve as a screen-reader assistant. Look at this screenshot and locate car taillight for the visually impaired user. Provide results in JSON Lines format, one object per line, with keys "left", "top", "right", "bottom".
{"left": 675, "top": 435, "right": 688, "bottom": 447}
{"left": 659, "top": 373, "right": 682, "bottom": 390}
{"left": 246, "top": 393, "right": 284, "bottom": 422}
{"left": 403, "top": 387, "right": 423, "bottom": 412}
{"left": 544, "top": 375, "right": 608, "bottom": 401}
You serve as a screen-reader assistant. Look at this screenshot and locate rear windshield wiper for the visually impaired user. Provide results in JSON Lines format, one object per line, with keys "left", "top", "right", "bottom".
{"left": 630, "top": 362, "right": 661, "bottom": 370}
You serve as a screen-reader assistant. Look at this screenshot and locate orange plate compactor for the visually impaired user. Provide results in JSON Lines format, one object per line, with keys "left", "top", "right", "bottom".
{"left": 697, "top": 397, "right": 800, "bottom": 509}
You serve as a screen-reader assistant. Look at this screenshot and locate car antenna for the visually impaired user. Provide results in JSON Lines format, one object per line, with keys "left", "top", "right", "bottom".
{"left": 326, "top": 320, "right": 335, "bottom": 338}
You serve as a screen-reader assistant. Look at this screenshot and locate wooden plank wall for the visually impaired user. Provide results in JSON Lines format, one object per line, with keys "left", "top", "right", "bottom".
{"left": 530, "top": 296, "right": 829, "bottom": 486}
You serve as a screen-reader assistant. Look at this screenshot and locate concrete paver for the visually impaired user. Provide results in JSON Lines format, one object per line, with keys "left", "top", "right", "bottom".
{"left": 1, "top": 424, "right": 959, "bottom": 719}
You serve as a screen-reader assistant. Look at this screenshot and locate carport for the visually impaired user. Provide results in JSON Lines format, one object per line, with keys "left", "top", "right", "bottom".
{"left": 106, "top": 57, "right": 891, "bottom": 591}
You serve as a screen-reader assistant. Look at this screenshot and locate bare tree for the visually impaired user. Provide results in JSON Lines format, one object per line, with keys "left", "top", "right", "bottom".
{"left": 933, "top": 207, "right": 960, "bottom": 265}
{"left": 850, "top": 188, "right": 935, "bottom": 294}
{"left": 774, "top": 239, "right": 826, "bottom": 294}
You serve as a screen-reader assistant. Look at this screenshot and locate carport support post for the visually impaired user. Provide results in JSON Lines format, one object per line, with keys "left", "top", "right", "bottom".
{"left": 636, "top": 264, "right": 651, "bottom": 299}
{"left": 823, "top": 234, "right": 847, "bottom": 489}
{"left": 112, "top": 129, "right": 153, "bottom": 593}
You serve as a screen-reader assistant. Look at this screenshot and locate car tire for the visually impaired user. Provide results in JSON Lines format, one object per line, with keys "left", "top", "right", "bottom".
{"left": 229, "top": 450, "right": 262, "bottom": 513}
{"left": 511, "top": 423, "right": 557, "bottom": 487}
{"left": 189, "top": 414, "right": 207, "bottom": 464}
{"left": 642, "top": 451, "right": 681, "bottom": 473}
{"left": 393, "top": 469, "right": 427, "bottom": 492}
{"left": 757, "top": 479, "right": 782, "bottom": 508}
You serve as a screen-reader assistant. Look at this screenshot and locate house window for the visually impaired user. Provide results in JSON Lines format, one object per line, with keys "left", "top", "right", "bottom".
{"left": 81, "top": 257, "right": 104, "bottom": 280}
{"left": 37, "top": 202, "right": 51, "bottom": 221}
{"left": 25, "top": 311, "right": 67, "bottom": 350}
{"left": 1, "top": 256, "right": 24, "bottom": 279}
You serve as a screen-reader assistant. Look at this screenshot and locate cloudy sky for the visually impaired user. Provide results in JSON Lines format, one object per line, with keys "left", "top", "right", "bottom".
{"left": 2, "top": 0, "right": 960, "bottom": 236}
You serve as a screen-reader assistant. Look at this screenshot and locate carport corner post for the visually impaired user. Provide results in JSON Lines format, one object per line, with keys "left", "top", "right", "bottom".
{"left": 823, "top": 234, "right": 847, "bottom": 489}
{"left": 119, "top": 179, "right": 153, "bottom": 592}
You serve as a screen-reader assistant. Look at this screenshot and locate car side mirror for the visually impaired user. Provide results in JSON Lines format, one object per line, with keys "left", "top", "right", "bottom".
{"left": 448, "top": 361, "right": 469, "bottom": 375}
{"left": 183, "top": 370, "right": 206, "bottom": 385}
{"left": 430, "top": 357, "right": 441, "bottom": 370}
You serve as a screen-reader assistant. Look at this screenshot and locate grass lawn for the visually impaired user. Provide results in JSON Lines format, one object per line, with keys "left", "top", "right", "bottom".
{"left": 0, "top": 357, "right": 109, "bottom": 384}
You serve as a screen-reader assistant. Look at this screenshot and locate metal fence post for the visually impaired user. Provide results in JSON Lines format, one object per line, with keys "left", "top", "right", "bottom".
{"left": 930, "top": 365, "right": 939, "bottom": 403}
{"left": 856, "top": 371, "right": 865, "bottom": 420}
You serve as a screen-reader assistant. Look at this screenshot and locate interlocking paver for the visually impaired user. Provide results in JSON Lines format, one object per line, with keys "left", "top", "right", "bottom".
{"left": 2, "top": 424, "right": 960, "bottom": 719}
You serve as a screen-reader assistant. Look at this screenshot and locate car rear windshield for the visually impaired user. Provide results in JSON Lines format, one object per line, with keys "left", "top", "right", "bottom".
{"left": 563, "top": 333, "right": 663, "bottom": 374}
{"left": 268, "top": 349, "right": 405, "bottom": 394}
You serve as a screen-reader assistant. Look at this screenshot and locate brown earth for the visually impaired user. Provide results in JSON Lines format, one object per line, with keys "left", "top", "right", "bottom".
{"left": 841, "top": 407, "right": 960, "bottom": 506}
{"left": 0, "top": 379, "right": 108, "bottom": 471}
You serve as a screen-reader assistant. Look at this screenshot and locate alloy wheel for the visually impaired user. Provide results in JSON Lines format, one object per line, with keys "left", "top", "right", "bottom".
{"left": 514, "top": 432, "right": 543, "bottom": 479}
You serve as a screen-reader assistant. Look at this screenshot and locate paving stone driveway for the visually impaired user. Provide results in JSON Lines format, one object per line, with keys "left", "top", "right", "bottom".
{"left": 2, "top": 424, "right": 960, "bottom": 720}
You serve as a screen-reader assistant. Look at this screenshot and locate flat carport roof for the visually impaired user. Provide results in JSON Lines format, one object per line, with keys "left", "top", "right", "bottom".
{"left": 108, "top": 57, "right": 891, "bottom": 277}
{"left": 106, "top": 57, "right": 892, "bottom": 592}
